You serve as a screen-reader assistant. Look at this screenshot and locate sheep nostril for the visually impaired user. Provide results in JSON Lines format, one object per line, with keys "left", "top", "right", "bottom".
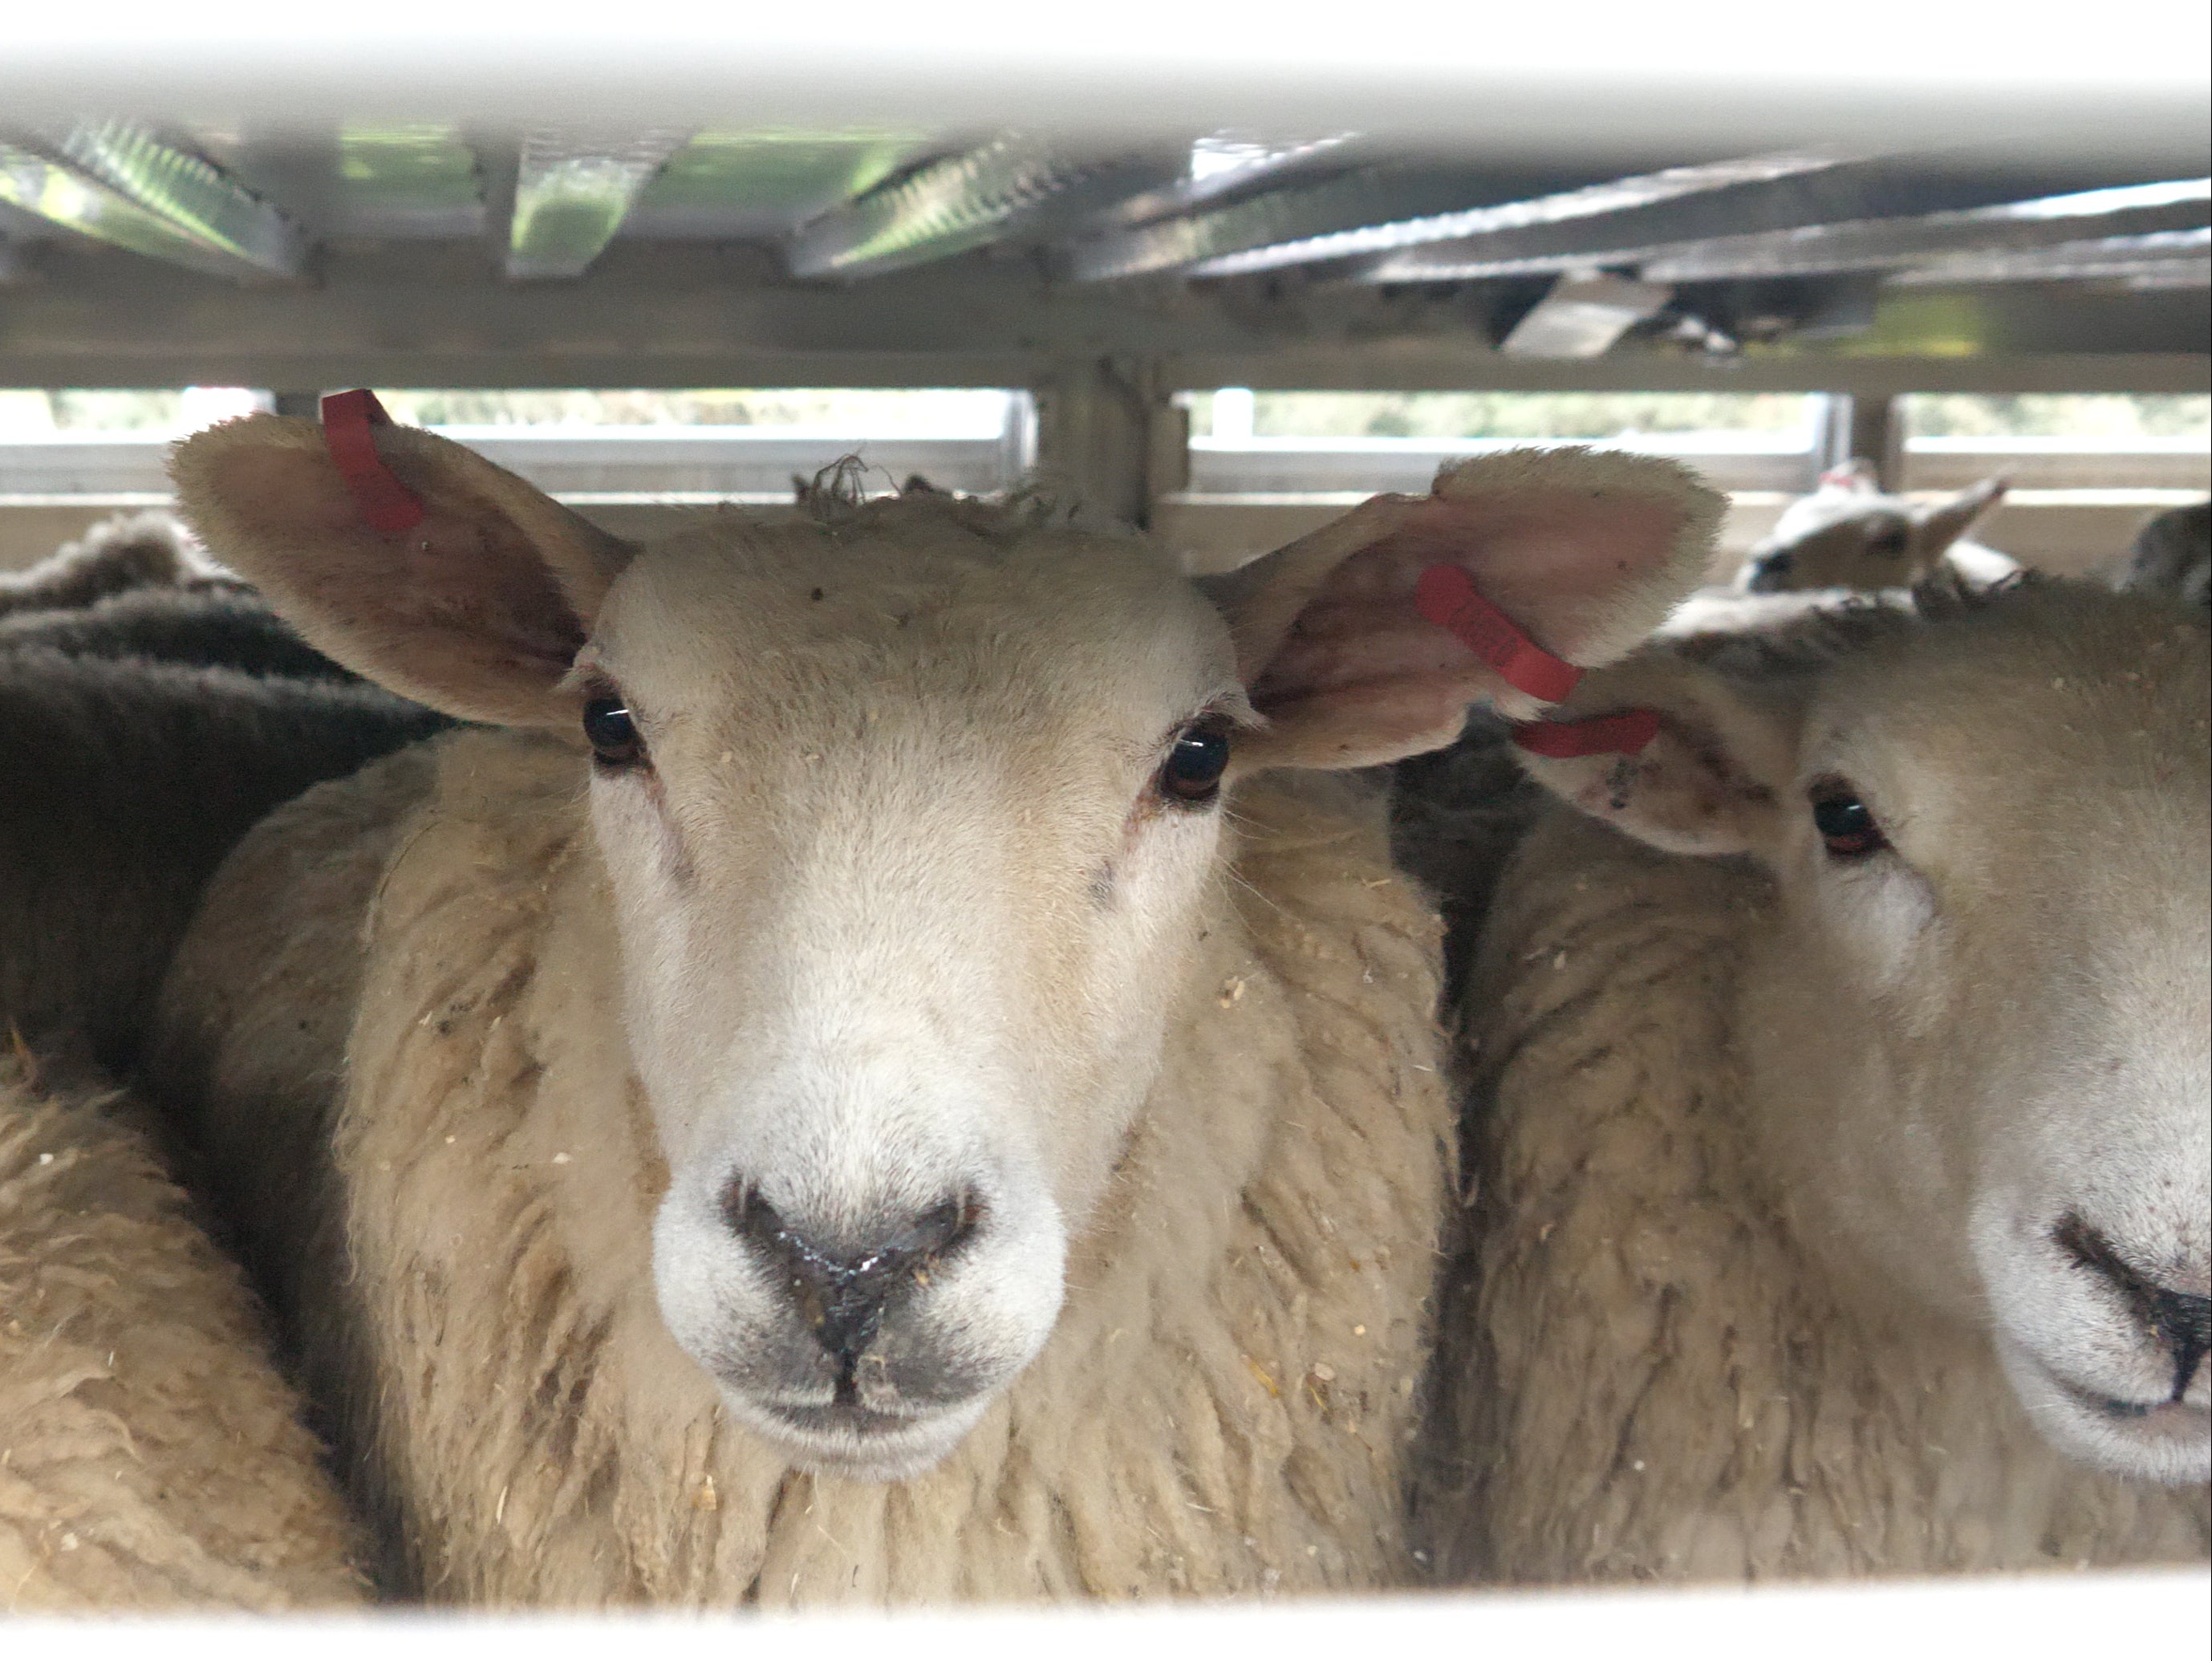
{"left": 2052, "top": 1212, "right": 2212, "bottom": 1399}
{"left": 722, "top": 1182, "right": 986, "bottom": 1372}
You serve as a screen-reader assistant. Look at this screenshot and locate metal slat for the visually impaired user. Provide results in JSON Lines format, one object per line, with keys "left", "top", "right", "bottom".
{"left": 506, "top": 128, "right": 691, "bottom": 279}
{"left": 786, "top": 136, "right": 1175, "bottom": 278}
{"left": 623, "top": 131, "right": 928, "bottom": 240}
{"left": 0, "top": 136, "right": 286, "bottom": 279}
{"left": 1361, "top": 161, "right": 2161, "bottom": 284}
{"left": 1069, "top": 152, "right": 1846, "bottom": 281}
{"left": 23, "top": 120, "right": 306, "bottom": 277}
{"left": 1892, "top": 228, "right": 2212, "bottom": 288}
{"left": 1638, "top": 178, "right": 2211, "bottom": 282}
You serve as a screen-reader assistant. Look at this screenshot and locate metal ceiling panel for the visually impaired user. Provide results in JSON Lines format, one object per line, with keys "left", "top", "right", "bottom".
{"left": 25, "top": 119, "right": 306, "bottom": 276}
{"left": 786, "top": 136, "right": 1176, "bottom": 278}
{"left": 623, "top": 131, "right": 931, "bottom": 239}
{"left": 0, "top": 135, "right": 286, "bottom": 278}
{"left": 1360, "top": 161, "right": 2166, "bottom": 284}
{"left": 1638, "top": 177, "right": 2211, "bottom": 282}
{"left": 1079, "top": 132, "right": 1355, "bottom": 234}
{"left": 1069, "top": 154, "right": 1856, "bottom": 282}
{"left": 507, "top": 128, "right": 691, "bottom": 278}
{"left": 1892, "top": 228, "right": 2212, "bottom": 287}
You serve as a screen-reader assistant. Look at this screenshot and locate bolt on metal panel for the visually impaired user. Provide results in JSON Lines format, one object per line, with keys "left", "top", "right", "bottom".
{"left": 506, "top": 128, "right": 692, "bottom": 279}
{"left": 26, "top": 119, "right": 306, "bottom": 277}
{"left": 1639, "top": 178, "right": 2212, "bottom": 282}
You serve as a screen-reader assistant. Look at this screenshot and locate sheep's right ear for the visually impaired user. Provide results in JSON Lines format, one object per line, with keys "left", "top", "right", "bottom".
{"left": 169, "top": 414, "right": 633, "bottom": 727}
{"left": 1914, "top": 475, "right": 2008, "bottom": 555}
{"left": 1515, "top": 651, "right": 1802, "bottom": 857}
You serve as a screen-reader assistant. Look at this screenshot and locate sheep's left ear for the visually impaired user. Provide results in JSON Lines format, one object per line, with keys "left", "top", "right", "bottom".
{"left": 1914, "top": 475, "right": 2008, "bottom": 554}
{"left": 1203, "top": 447, "right": 1723, "bottom": 774}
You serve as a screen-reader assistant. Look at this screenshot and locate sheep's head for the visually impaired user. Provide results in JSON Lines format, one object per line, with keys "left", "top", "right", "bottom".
{"left": 1739, "top": 472, "right": 2008, "bottom": 594}
{"left": 1519, "top": 583, "right": 2212, "bottom": 1484}
{"left": 172, "top": 416, "right": 1715, "bottom": 1480}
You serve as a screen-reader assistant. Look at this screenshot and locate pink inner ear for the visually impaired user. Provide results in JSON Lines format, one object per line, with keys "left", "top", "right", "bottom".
{"left": 1250, "top": 489, "right": 1687, "bottom": 720}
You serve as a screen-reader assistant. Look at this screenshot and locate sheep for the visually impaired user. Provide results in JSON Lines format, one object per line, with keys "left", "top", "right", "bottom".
{"left": 0, "top": 510, "right": 223, "bottom": 618}
{"left": 1412, "top": 576, "right": 2211, "bottom": 1583}
{"left": 2112, "top": 500, "right": 2210, "bottom": 611}
{"left": 1, "top": 646, "right": 448, "bottom": 1074}
{"left": 0, "top": 584, "right": 359, "bottom": 683}
{"left": 0, "top": 1051, "right": 365, "bottom": 1610}
{"left": 1736, "top": 463, "right": 2015, "bottom": 594}
{"left": 150, "top": 412, "right": 1721, "bottom": 1605}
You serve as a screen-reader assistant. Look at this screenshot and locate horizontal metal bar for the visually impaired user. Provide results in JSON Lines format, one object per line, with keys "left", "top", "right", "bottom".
{"left": 1892, "top": 228, "right": 2212, "bottom": 287}
{"left": 787, "top": 137, "right": 1175, "bottom": 278}
{"left": 1640, "top": 178, "right": 2211, "bottom": 282}
{"left": 0, "top": 427, "right": 1030, "bottom": 497}
{"left": 26, "top": 120, "right": 306, "bottom": 277}
{"left": 1189, "top": 435, "right": 1818, "bottom": 495}
{"left": 0, "top": 242, "right": 2202, "bottom": 396}
{"left": 1362, "top": 162, "right": 2168, "bottom": 283}
{"left": 506, "top": 128, "right": 691, "bottom": 279}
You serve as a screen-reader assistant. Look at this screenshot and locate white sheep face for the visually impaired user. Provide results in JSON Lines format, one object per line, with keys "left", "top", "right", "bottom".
{"left": 1526, "top": 587, "right": 2211, "bottom": 1484}
{"left": 586, "top": 523, "right": 1242, "bottom": 1477}
{"left": 1739, "top": 473, "right": 2009, "bottom": 594}
{"left": 170, "top": 416, "right": 1720, "bottom": 1482}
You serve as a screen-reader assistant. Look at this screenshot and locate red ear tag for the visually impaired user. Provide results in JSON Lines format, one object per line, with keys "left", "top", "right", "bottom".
{"left": 1414, "top": 565, "right": 1585, "bottom": 705}
{"left": 320, "top": 388, "right": 425, "bottom": 534}
{"left": 1511, "top": 708, "right": 1662, "bottom": 758}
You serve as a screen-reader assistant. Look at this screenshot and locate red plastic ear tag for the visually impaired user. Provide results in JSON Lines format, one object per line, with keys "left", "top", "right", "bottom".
{"left": 1414, "top": 564, "right": 1585, "bottom": 705}
{"left": 1511, "top": 708, "right": 1662, "bottom": 758}
{"left": 320, "top": 388, "right": 425, "bottom": 534}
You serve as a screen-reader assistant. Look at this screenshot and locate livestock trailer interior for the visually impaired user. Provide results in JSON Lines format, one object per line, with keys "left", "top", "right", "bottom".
{"left": 2, "top": 8, "right": 2206, "bottom": 1647}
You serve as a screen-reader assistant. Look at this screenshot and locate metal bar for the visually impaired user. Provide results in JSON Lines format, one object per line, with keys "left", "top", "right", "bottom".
{"left": 0, "top": 242, "right": 2201, "bottom": 395}
{"left": 1846, "top": 395, "right": 1902, "bottom": 489}
{"left": 1638, "top": 178, "right": 2210, "bottom": 282}
{"left": 786, "top": 137, "right": 1176, "bottom": 279}
{"left": 1362, "top": 162, "right": 2163, "bottom": 283}
{"left": 24, "top": 120, "right": 306, "bottom": 277}
{"left": 1070, "top": 152, "right": 1850, "bottom": 282}
{"left": 506, "top": 128, "right": 691, "bottom": 279}
{"left": 1890, "top": 228, "right": 2212, "bottom": 286}
{"left": 0, "top": 137, "right": 283, "bottom": 279}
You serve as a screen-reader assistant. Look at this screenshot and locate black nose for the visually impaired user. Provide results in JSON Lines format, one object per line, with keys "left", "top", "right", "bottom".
{"left": 1744, "top": 550, "right": 1792, "bottom": 592}
{"left": 2055, "top": 1213, "right": 2212, "bottom": 1402}
{"left": 724, "top": 1184, "right": 982, "bottom": 1376}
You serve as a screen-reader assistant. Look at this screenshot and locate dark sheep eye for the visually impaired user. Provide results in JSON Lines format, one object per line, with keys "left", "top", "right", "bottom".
{"left": 583, "top": 694, "right": 647, "bottom": 770}
{"left": 1158, "top": 721, "right": 1232, "bottom": 806}
{"left": 1810, "top": 785, "right": 1885, "bottom": 858}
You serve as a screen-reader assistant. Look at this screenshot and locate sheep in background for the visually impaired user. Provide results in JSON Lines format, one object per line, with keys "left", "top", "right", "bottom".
{"left": 153, "top": 416, "right": 1719, "bottom": 1605}
{"left": 1, "top": 1053, "right": 365, "bottom": 1610}
{"left": 1736, "top": 463, "right": 2015, "bottom": 594}
{"left": 1417, "top": 578, "right": 2209, "bottom": 1583}
{"left": 0, "top": 511, "right": 222, "bottom": 618}
{"left": 0, "top": 583, "right": 357, "bottom": 682}
{"left": 2113, "top": 500, "right": 2211, "bottom": 611}
{"left": 1, "top": 647, "right": 447, "bottom": 1074}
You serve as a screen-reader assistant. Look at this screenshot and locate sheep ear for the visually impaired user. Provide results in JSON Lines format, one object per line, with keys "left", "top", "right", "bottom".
{"left": 1515, "top": 653, "right": 1802, "bottom": 857}
{"left": 169, "top": 413, "right": 633, "bottom": 727}
{"left": 1202, "top": 448, "right": 1723, "bottom": 774}
{"left": 1914, "top": 475, "right": 2008, "bottom": 556}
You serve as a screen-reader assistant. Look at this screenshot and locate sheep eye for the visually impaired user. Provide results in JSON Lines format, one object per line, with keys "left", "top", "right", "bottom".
{"left": 583, "top": 694, "right": 647, "bottom": 770}
{"left": 1809, "top": 783, "right": 1885, "bottom": 859}
{"left": 1157, "top": 721, "right": 1232, "bottom": 807}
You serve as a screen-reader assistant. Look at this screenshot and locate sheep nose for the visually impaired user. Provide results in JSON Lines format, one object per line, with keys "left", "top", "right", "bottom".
{"left": 724, "top": 1184, "right": 982, "bottom": 1372}
{"left": 2055, "top": 1213, "right": 2212, "bottom": 1401}
{"left": 1744, "top": 551, "right": 1792, "bottom": 591}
